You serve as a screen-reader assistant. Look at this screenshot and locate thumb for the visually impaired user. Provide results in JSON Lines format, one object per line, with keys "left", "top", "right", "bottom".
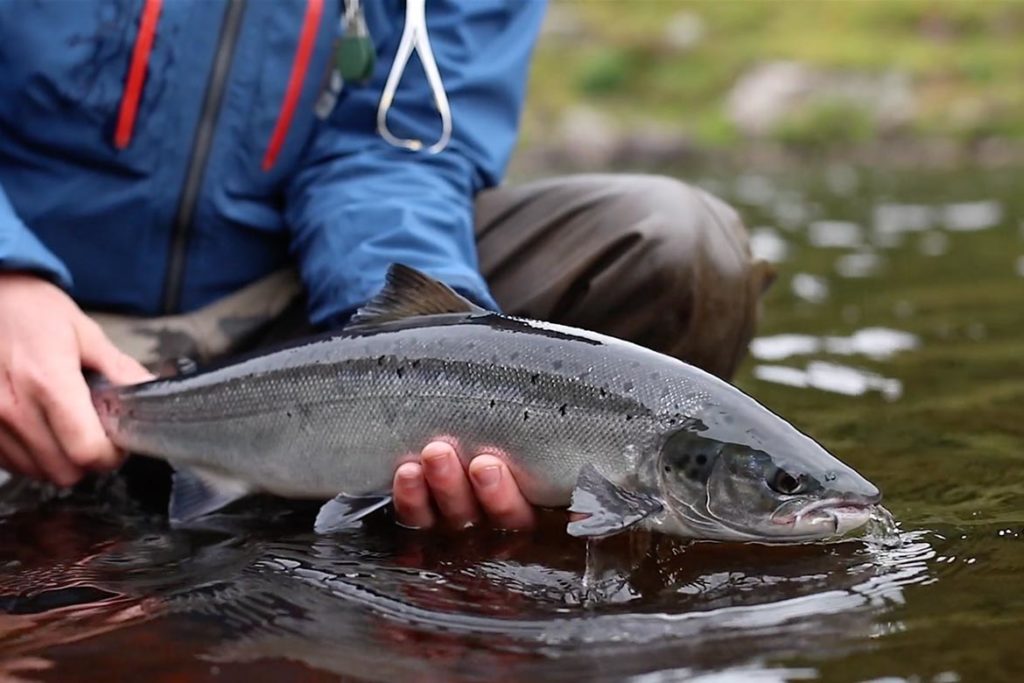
{"left": 75, "top": 317, "right": 154, "bottom": 385}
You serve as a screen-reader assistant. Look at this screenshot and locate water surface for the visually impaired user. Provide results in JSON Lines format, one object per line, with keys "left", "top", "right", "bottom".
{"left": 2, "top": 167, "right": 1023, "bottom": 682}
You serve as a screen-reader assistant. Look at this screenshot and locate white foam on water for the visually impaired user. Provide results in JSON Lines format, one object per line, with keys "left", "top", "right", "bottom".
{"left": 809, "top": 220, "right": 864, "bottom": 248}
{"left": 751, "top": 328, "right": 919, "bottom": 362}
{"left": 942, "top": 200, "right": 1002, "bottom": 232}
{"left": 790, "top": 273, "right": 829, "bottom": 303}
{"left": 754, "top": 361, "right": 903, "bottom": 400}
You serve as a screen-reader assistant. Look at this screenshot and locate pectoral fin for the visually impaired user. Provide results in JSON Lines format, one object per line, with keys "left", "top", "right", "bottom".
{"left": 169, "top": 466, "right": 253, "bottom": 525}
{"left": 567, "top": 464, "right": 664, "bottom": 538}
{"left": 314, "top": 493, "right": 393, "bottom": 534}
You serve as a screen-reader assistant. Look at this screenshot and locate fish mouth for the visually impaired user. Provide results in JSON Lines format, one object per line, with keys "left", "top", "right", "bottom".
{"left": 770, "top": 498, "right": 875, "bottom": 537}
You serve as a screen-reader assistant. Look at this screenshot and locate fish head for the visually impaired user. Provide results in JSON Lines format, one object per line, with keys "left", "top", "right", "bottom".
{"left": 654, "top": 404, "right": 881, "bottom": 542}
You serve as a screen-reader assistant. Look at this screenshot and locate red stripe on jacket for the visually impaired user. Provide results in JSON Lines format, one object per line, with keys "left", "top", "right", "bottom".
{"left": 262, "top": 0, "right": 325, "bottom": 171}
{"left": 114, "top": 0, "right": 163, "bottom": 150}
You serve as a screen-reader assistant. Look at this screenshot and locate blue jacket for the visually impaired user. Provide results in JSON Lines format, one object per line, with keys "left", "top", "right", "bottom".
{"left": 0, "top": 0, "right": 545, "bottom": 324}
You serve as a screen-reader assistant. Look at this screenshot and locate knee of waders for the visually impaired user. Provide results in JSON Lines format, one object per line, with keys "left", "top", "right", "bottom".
{"left": 599, "top": 175, "right": 775, "bottom": 379}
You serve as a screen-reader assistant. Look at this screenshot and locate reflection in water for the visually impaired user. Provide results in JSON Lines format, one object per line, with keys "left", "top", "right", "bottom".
{"left": 754, "top": 361, "right": 903, "bottom": 400}
{"left": 942, "top": 200, "right": 1002, "bottom": 232}
{"left": 919, "top": 230, "right": 950, "bottom": 257}
{"left": 790, "top": 273, "right": 829, "bottom": 304}
{"left": 872, "top": 199, "right": 1004, "bottom": 242}
{"left": 749, "top": 227, "right": 790, "bottom": 264}
{"left": 808, "top": 220, "right": 864, "bottom": 249}
{"left": 834, "top": 251, "right": 882, "bottom": 279}
{"left": 0, "top": 499, "right": 933, "bottom": 682}
{"left": 751, "top": 328, "right": 919, "bottom": 362}
{"left": 873, "top": 202, "right": 934, "bottom": 240}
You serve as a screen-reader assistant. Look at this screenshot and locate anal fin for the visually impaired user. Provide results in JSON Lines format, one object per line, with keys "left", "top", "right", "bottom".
{"left": 314, "top": 493, "right": 393, "bottom": 534}
{"left": 169, "top": 466, "right": 252, "bottom": 525}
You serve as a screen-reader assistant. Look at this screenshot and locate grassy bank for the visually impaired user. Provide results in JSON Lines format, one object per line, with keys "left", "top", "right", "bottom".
{"left": 520, "top": 1, "right": 1024, "bottom": 162}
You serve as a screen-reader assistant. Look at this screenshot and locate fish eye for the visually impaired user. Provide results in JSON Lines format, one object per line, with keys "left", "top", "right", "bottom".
{"left": 768, "top": 468, "right": 805, "bottom": 495}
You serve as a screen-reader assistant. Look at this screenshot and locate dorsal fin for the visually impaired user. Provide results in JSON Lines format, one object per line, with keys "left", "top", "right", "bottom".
{"left": 345, "top": 264, "right": 487, "bottom": 330}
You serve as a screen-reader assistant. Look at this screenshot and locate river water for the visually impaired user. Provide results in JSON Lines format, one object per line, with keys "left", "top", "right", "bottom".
{"left": 1, "top": 167, "right": 1022, "bottom": 682}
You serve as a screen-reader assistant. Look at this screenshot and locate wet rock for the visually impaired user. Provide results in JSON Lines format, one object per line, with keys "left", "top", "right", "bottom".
{"left": 726, "top": 61, "right": 915, "bottom": 137}
{"left": 662, "top": 11, "right": 705, "bottom": 51}
{"left": 540, "top": 3, "right": 586, "bottom": 40}
{"left": 556, "top": 106, "right": 619, "bottom": 168}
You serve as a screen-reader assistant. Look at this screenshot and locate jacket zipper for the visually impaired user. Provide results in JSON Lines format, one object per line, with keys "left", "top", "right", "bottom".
{"left": 161, "top": 0, "right": 247, "bottom": 314}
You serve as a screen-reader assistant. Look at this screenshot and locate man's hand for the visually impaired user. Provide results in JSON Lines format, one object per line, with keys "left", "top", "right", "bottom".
{"left": 0, "top": 273, "right": 153, "bottom": 486}
{"left": 393, "top": 441, "right": 536, "bottom": 531}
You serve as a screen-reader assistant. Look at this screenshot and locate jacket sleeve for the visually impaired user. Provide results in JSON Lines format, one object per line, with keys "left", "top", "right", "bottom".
{"left": 0, "top": 183, "right": 72, "bottom": 287}
{"left": 285, "top": 0, "right": 546, "bottom": 327}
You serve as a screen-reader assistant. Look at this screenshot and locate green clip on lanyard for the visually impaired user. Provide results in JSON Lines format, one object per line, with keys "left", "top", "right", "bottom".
{"left": 316, "top": 0, "right": 452, "bottom": 154}
{"left": 315, "top": 0, "right": 375, "bottom": 118}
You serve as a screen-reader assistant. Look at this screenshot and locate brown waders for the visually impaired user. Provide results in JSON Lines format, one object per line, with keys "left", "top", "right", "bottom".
{"left": 91, "top": 174, "right": 772, "bottom": 382}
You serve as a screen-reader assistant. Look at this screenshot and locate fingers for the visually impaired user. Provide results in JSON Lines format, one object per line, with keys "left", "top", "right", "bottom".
{"left": 14, "top": 405, "right": 82, "bottom": 487}
{"left": 468, "top": 455, "right": 535, "bottom": 530}
{"left": 420, "top": 441, "right": 480, "bottom": 529}
{"left": 0, "top": 428, "right": 44, "bottom": 480}
{"left": 393, "top": 442, "right": 537, "bottom": 532}
{"left": 75, "top": 318, "right": 153, "bottom": 385}
{"left": 35, "top": 371, "right": 123, "bottom": 472}
{"left": 392, "top": 462, "right": 436, "bottom": 529}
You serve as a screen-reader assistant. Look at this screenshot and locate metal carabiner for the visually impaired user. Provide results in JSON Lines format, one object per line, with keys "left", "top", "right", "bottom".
{"left": 376, "top": 0, "right": 452, "bottom": 154}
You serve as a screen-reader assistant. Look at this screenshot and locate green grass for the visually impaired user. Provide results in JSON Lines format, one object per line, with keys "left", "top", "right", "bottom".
{"left": 524, "top": 1, "right": 1024, "bottom": 151}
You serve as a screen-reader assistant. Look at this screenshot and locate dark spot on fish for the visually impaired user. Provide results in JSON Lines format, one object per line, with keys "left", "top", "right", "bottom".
{"left": 377, "top": 355, "right": 386, "bottom": 366}
{"left": 599, "top": 387, "right": 607, "bottom": 398}
{"left": 559, "top": 404, "right": 567, "bottom": 417}
{"left": 396, "top": 366, "right": 405, "bottom": 379}
{"left": 687, "top": 468, "right": 700, "bottom": 481}
{"left": 696, "top": 454, "right": 707, "bottom": 466}
{"left": 553, "top": 359, "right": 563, "bottom": 370}
{"left": 663, "top": 465, "right": 672, "bottom": 473}
{"left": 530, "top": 373, "right": 540, "bottom": 385}
{"left": 411, "top": 359, "right": 420, "bottom": 368}
{"left": 489, "top": 399, "right": 496, "bottom": 408}
{"left": 523, "top": 410, "right": 530, "bottom": 421}
{"left": 625, "top": 414, "right": 633, "bottom": 421}
{"left": 286, "top": 410, "right": 293, "bottom": 418}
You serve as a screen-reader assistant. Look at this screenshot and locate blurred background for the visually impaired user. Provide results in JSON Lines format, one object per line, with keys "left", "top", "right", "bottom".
{"left": 513, "top": 0, "right": 1024, "bottom": 175}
